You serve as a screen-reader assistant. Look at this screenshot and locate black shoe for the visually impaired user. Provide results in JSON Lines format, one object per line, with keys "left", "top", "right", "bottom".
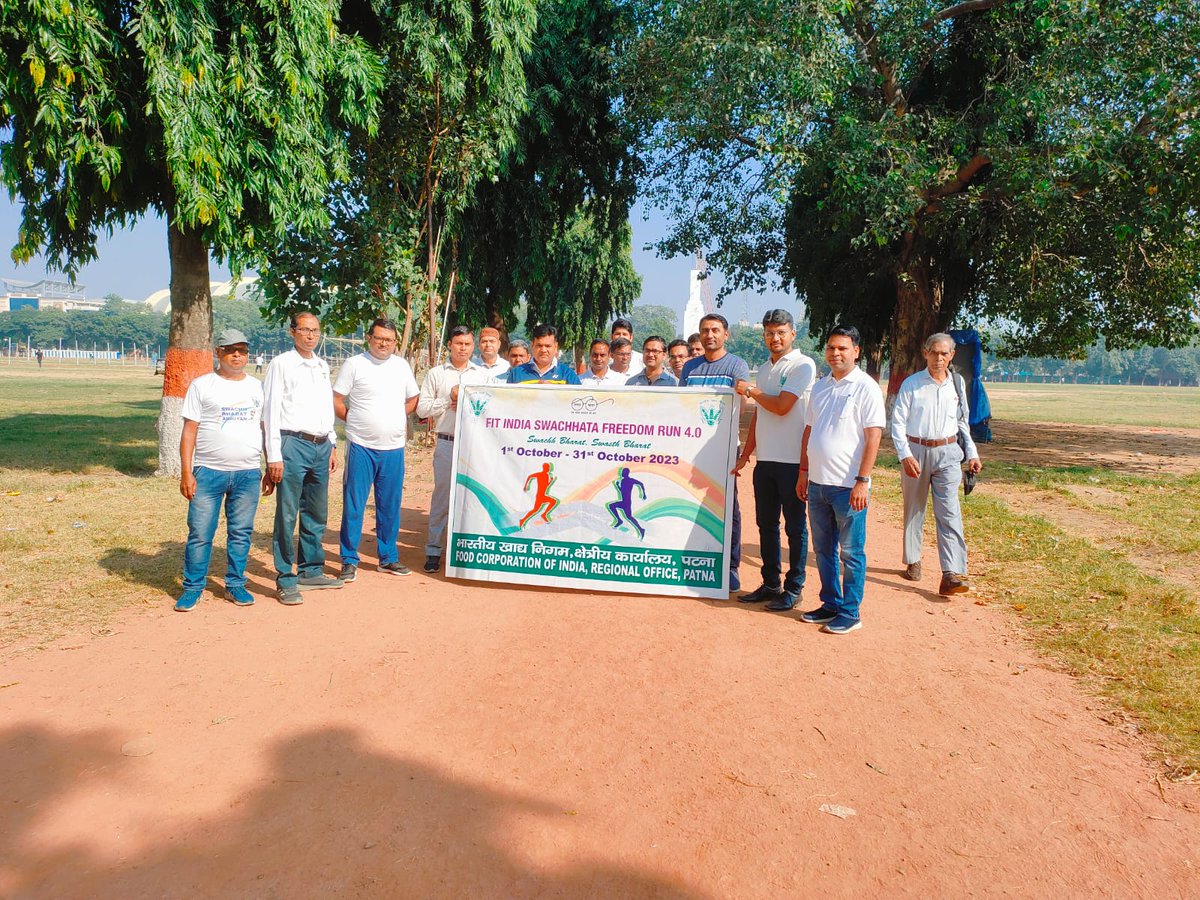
{"left": 380, "top": 561, "right": 411, "bottom": 577}
{"left": 423, "top": 555, "right": 441, "bottom": 574}
{"left": 738, "top": 584, "right": 784, "bottom": 604}
{"left": 338, "top": 563, "right": 357, "bottom": 583}
{"left": 765, "top": 592, "right": 799, "bottom": 611}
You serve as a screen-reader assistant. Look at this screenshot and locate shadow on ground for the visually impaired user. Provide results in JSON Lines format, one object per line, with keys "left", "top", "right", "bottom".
{"left": 0, "top": 724, "right": 705, "bottom": 898}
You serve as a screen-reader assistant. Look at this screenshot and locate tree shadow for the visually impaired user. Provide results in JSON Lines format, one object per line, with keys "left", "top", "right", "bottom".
{"left": 0, "top": 414, "right": 157, "bottom": 475}
{"left": 0, "top": 724, "right": 707, "bottom": 898}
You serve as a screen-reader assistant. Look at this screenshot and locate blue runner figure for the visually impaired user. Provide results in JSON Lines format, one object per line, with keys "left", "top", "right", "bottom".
{"left": 608, "top": 467, "right": 647, "bottom": 540}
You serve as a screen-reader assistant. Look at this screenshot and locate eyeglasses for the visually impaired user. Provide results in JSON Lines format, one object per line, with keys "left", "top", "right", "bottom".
{"left": 369, "top": 335, "right": 397, "bottom": 345}
{"left": 293, "top": 327, "right": 321, "bottom": 335}
{"left": 643, "top": 348, "right": 665, "bottom": 355}
{"left": 219, "top": 346, "right": 249, "bottom": 355}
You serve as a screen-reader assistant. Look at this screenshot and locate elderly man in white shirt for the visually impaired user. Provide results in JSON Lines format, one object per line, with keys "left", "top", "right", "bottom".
{"left": 263, "top": 311, "right": 342, "bottom": 605}
{"left": 417, "top": 325, "right": 490, "bottom": 573}
{"left": 891, "top": 332, "right": 983, "bottom": 596}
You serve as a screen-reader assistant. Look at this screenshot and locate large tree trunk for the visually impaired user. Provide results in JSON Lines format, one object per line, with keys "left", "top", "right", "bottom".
{"left": 887, "top": 243, "right": 944, "bottom": 399}
{"left": 485, "top": 292, "right": 510, "bottom": 349}
{"left": 156, "top": 221, "right": 213, "bottom": 477}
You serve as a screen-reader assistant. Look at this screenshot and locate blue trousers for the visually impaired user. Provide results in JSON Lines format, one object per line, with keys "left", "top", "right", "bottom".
{"left": 272, "top": 435, "right": 332, "bottom": 589}
{"left": 183, "top": 466, "right": 261, "bottom": 592}
{"left": 807, "top": 482, "right": 868, "bottom": 620}
{"left": 753, "top": 460, "right": 808, "bottom": 595}
{"left": 340, "top": 442, "right": 405, "bottom": 566}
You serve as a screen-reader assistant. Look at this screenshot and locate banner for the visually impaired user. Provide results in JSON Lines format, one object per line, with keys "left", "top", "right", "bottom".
{"left": 447, "top": 384, "right": 738, "bottom": 599}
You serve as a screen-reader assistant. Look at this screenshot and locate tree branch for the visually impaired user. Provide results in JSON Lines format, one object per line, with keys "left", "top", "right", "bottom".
{"left": 924, "top": 154, "right": 992, "bottom": 202}
{"left": 924, "top": 0, "right": 1002, "bottom": 27}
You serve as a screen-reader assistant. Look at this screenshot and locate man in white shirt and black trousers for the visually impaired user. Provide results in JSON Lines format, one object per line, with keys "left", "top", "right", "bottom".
{"left": 263, "top": 310, "right": 342, "bottom": 606}
{"left": 890, "top": 332, "right": 983, "bottom": 597}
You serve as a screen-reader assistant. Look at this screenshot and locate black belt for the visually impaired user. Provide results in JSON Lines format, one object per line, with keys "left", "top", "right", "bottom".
{"left": 281, "top": 429, "right": 330, "bottom": 444}
{"left": 437, "top": 433, "right": 454, "bottom": 443}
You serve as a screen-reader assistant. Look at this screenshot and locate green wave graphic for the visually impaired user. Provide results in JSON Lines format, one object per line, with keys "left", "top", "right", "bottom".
{"left": 456, "top": 474, "right": 521, "bottom": 535}
{"left": 638, "top": 498, "right": 724, "bottom": 543}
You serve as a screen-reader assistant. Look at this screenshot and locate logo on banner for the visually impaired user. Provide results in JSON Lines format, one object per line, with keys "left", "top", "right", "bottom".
{"left": 467, "top": 392, "right": 492, "bottom": 417}
{"left": 570, "top": 395, "right": 615, "bottom": 415}
{"left": 699, "top": 398, "right": 723, "bottom": 427}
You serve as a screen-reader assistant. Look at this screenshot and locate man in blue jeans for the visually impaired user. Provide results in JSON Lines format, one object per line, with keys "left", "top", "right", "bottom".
{"left": 175, "top": 328, "right": 264, "bottom": 611}
{"left": 795, "top": 326, "right": 885, "bottom": 634}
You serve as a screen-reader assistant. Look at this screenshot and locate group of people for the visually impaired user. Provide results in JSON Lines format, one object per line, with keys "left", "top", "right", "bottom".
{"left": 174, "top": 309, "right": 982, "bottom": 637}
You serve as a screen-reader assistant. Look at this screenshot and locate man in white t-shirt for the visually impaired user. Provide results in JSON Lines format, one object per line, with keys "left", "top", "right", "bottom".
{"left": 733, "top": 310, "right": 816, "bottom": 611}
{"left": 795, "top": 325, "right": 885, "bottom": 634}
{"left": 175, "top": 328, "right": 264, "bottom": 612}
{"left": 333, "top": 318, "right": 420, "bottom": 581}
{"left": 579, "top": 339, "right": 627, "bottom": 386}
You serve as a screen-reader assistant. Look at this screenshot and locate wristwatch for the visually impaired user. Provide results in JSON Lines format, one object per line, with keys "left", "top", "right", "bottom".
{"left": 854, "top": 475, "right": 871, "bottom": 485}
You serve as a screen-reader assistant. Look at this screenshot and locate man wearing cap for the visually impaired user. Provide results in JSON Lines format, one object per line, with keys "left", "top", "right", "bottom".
{"left": 333, "top": 317, "right": 421, "bottom": 581}
{"left": 506, "top": 324, "right": 582, "bottom": 385}
{"left": 891, "top": 332, "right": 983, "bottom": 596}
{"left": 579, "top": 339, "right": 627, "bottom": 387}
{"left": 417, "top": 325, "right": 489, "bottom": 573}
{"left": 263, "top": 310, "right": 342, "bottom": 606}
{"left": 475, "top": 326, "right": 510, "bottom": 378}
{"left": 174, "top": 328, "right": 264, "bottom": 612}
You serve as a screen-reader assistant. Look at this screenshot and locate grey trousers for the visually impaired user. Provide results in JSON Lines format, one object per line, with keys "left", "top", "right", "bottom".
{"left": 901, "top": 442, "right": 968, "bottom": 575}
{"left": 426, "top": 436, "right": 454, "bottom": 556}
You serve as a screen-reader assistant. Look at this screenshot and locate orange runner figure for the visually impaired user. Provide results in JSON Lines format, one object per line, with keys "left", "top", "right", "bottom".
{"left": 519, "top": 462, "right": 560, "bottom": 528}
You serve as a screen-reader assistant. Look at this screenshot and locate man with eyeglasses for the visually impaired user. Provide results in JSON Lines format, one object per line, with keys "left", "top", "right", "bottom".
{"left": 263, "top": 311, "right": 342, "bottom": 605}
{"left": 625, "top": 336, "right": 678, "bottom": 386}
{"left": 333, "top": 318, "right": 420, "bottom": 581}
{"left": 174, "top": 329, "right": 264, "bottom": 612}
{"left": 667, "top": 339, "right": 690, "bottom": 380}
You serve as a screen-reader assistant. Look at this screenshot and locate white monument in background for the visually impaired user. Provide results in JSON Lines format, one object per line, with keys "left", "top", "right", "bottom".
{"left": 684, "top": 251, "right": 714, "bottom": 338}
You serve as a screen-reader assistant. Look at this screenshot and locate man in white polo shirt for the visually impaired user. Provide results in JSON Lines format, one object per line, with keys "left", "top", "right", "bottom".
{"left": 263, "top": 310, "right": 342, "bottom": 606}
{"left": 475, "top": 326, "right": 510, "bottom": 378}
{"left": 333, "top": 317, "right": 420, "bottom": 581}
{"left": 579, "top": 339, "right": 627, "bottom": 386}
{"left": 795, "top": 325, "right": 885, "bottom": 634}
{"left": 417, "top": 325, "right": 489, "bottom": 574}
{"left": 733, "top": 310, "right": 816, "bottom": 611}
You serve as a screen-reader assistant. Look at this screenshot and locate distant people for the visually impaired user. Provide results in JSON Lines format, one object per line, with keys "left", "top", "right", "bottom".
{"left": 733, "top": 310, "right": 815, "bottom": 611}
{"left": 507, "top": 339, "right": 531, "bottom": 369}
{"left": 626, "top": 336, "right": 678, "bottom": 386}
{"left": 687, "top": 332, "right": 703, "bottom": 358}
{"left": 417, "top": 325, "right": 488, "bottom": 574}
{"left": 611, "top": 317, "right": 643, "bottom": 375}
{"left": 475, "top": 326, "right": 510, "bottom": 378}
{"left": 580, "top": 339, "right": 627, "bottom": 387}
{"left": 680, "top": 313, "right": 751, "bottom": 591}
{"left": 34, "top": 348, "right": 43, "bottom": 368}
{"left": 262, "top": 311, "right": 342, "bottom": 607}
{"left": 667, "top": 339, "right": 689, "bottom": 380}
{"left": 796, "top": 325, "right": 885, "bottom": 635}
{"left": 255, "top": 353, "right": 265, "bottom": 374}
{"left": 891, "top": 332, "right": 983, "bottom": 596}
{"left": 333, "top": 318, "right": 420, "bottom": 581}
{"left": 609, "top": 338, "right": 635, "bottom": 379}
{"left": 506, "top": 324, "right": 581, "bottom": 384}
{"left": 174, "top": 328, "right": 263, "bottom": 612}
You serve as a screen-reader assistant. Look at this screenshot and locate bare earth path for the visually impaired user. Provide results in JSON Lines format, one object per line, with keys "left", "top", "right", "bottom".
{"left": 2, "top": 484, "right": 1198, "bottom": 898}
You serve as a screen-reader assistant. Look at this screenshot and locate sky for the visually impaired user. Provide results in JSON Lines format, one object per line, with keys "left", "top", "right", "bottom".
{"left": 0, "top": 196, "right": 797, "bottom": 330}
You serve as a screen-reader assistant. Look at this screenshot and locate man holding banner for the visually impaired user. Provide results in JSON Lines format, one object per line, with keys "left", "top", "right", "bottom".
{"left": 681, "top": 313, "right": 751, "bottom": 592}
{"left": 506, "top": 325, "right": 581, "bottom": 385}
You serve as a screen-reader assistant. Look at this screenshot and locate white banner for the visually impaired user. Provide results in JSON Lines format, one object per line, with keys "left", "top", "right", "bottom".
{"left": 447, "top": 384, "right": 738, "bottom": 598}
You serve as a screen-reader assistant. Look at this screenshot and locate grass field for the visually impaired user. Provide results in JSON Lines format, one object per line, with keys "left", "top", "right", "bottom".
{"left": 983, "top": 381, "right": 1200, "bottom": 428}
{"left": 2, "top": 361, "right": 1199, "bottom": 772}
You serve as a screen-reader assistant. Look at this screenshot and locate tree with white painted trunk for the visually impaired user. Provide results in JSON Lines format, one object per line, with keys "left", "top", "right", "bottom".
{"left": 0, "top": 0, "right": 381, "bottom": 474}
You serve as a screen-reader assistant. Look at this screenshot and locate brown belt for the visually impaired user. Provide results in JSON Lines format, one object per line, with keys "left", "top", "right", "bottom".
{"left": 907, "top": 435, "right": 957, "bottom": 448}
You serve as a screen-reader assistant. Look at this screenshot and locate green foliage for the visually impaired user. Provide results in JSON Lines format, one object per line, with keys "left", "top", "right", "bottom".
{"left": 257, "top": 0, "right": 536, "bottom": 342}
{"left": 626, "top": 0, "right": 1200, "bottom": 363}
{"left": 454, "top": 0, "right": 641, "bottom": 344}
{"left": 0, "top": 0, "right": 382, "bottom": 273}
{"left": 630, "top": 304, "right": 678, "bottom": 342}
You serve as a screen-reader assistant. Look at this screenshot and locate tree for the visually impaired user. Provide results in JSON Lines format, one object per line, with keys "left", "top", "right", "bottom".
{"left": 629, "top": 304, "right": 678, "bottom": 341}
{"left": 1, "top": 1, "right": 381, "bottom": 473}
{"left": 624, "top": 0, "right": 1200, "bottom": 395}
{"left": 258, "top": 0, "right": 536, "bottom": 362}
{"left": 453, "top": 0, "right": 641, "bottom": 356}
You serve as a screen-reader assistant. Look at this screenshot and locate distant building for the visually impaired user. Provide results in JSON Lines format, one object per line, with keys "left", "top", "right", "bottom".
{"left": 683, "top": 252, "right": 715, "bottom": 337}
{"left": 141, "top": 273, "right": 261, "bottom": 314}
{"left": 0, "top": 279, "right": 104, "bottom": 313}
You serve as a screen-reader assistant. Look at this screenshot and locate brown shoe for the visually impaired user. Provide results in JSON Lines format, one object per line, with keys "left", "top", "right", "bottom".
{"left": 939, "top": 573, "right": 970, "bottom": 596}
{"left": 902, "top": 562, "right": 922, "bottom": 582}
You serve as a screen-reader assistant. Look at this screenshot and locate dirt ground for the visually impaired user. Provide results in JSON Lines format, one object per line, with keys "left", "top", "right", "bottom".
{"left": 984, "top": 418, "right": 1200, "bottom": 475}
{"left": 2, "top": 480, "right": 1199, "bottom": 898}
